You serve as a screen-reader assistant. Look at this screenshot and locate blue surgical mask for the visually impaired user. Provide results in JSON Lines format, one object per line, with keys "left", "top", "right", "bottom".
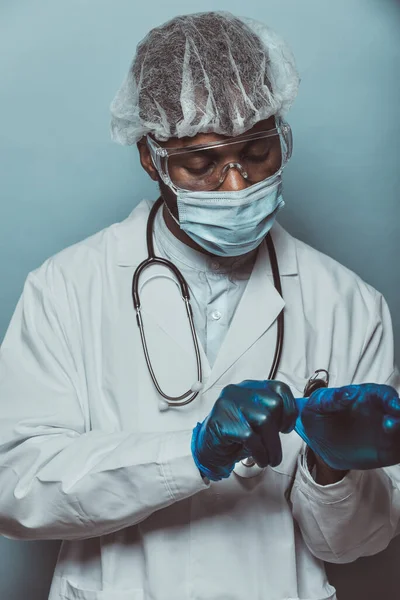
{"left": 168, "top": 172, "right": 285, "bottom": 257}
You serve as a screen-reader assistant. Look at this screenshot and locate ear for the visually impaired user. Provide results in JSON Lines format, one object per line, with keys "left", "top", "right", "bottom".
{"left": 137, "top": 138, "right": 158, "bottom": 181}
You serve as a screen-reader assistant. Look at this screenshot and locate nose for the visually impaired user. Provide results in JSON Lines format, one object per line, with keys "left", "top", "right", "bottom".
{"left": 218, "top": 163, "right": 251, "bottom": 192}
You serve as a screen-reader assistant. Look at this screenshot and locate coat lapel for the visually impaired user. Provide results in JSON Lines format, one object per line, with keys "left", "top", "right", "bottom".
{"left": 203, "top": 240, "right": 285, "bottom": 390}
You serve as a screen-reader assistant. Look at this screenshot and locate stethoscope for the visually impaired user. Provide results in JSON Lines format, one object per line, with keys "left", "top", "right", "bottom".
{"left": 132, "top": 197, "right": 330, "bottom": 477}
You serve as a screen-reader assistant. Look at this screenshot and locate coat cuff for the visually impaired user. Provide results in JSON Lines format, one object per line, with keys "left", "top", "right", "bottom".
{"left": 159, "top": 430, "right": 210, "bottom": 502}
{"left": 296, "top": 449, "right": 364, "bottom": 504}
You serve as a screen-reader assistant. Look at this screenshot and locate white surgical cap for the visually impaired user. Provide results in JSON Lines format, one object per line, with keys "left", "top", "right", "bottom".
{"left": 110, "top": 11, "right": 300, "bottom": 144}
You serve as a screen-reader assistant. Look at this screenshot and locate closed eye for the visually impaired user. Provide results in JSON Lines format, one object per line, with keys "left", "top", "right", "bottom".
{"left": 182, "top": 162, "right": 215, "bottom": 176}
{"left": 244, "top": 150, "right": 271, "bottom": 163}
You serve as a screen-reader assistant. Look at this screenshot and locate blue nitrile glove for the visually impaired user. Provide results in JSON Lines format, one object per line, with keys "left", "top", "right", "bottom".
{"left": 191, "top": 380, "right": 298, "bottom": 481}
{"left": 295, "top": 383, "right": 400, "bottom": 471}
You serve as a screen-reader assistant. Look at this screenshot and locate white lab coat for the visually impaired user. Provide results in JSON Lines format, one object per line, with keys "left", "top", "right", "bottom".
{"left": 0, "top": 198, "right": 399, "bottom": 600}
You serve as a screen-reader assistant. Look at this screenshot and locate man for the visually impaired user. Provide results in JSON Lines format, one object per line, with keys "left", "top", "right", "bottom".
{"left": 0, "top": 11, "right": 399, "bottom": 600}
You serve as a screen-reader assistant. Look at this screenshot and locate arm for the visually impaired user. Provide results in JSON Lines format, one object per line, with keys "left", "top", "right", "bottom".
{"left": 291, "top": 292, "right": 400, "bottom": 563}
{"left": 0, "top": 271, "right": 208, "bottom": 541}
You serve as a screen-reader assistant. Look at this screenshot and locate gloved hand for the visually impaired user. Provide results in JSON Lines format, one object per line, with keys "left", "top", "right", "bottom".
{"left": 295, "top": 383, "right": 400, "bottom": 471}
{"left": 191, "top": 380, "right": 298, "bottom": 481}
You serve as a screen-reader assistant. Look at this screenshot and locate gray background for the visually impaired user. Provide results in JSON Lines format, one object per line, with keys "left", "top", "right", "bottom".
{"left": 0, "top": 0, "right": 399, "bottom": 598}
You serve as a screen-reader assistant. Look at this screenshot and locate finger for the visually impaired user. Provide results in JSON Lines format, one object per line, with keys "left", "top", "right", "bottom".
{"left": 258, "top": 416, "right": 282, "bottom": 467}
{"left": 256, "top": 383, "right": 298, "bottom": 434}
{"left": 383, "top": 414, "right": 400, "bottom": 435}
{"left": 232, "top": 380, "right": 298, "bottom": 434}
{"left": 221, "top": 415, "right": 270, "bottom": 467}
{"left": 238, "top": 395, "right": 277, "bottom": 466}
{"left": 272, "top": 381, "right": 298, "bottom": 433}
{"left": 349, "top": 383, "right": 400, "bottom": 414}
{"left": 247, "top": 389, "right": 283, "bottom": 428}
{"left": 379, "top": 385, "right": 400, "bottom": 417}
{"left": 237, "top": 445, "right": 253, "bottom": 462}
{"left": 241, "top": 429, "right": 270, "bottom": 468}
{"left": 236, "top": 379, "right": 275, "bottom": 391}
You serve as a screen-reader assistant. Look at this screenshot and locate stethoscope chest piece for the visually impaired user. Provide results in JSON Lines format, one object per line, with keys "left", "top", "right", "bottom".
{"left": 233, "top": 457, "right": 265, "bottom": 479}
{"left": 158, "top": 400, "right": 170, "bottom": 412}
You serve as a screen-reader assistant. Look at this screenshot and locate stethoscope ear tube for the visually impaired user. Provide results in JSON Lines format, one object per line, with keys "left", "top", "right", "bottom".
{"left": 265, "top": 233, "right": 284, "bottom": 382}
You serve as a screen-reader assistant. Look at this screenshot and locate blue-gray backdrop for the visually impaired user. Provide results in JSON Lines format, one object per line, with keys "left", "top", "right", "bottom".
{"left": 1, "top": 0, "right": 399, "bottom": 598}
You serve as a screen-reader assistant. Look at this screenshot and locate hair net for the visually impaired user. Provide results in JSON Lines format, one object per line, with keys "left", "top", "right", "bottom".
{"left": 110, "top": 11, "right": 300, "bottom": 144}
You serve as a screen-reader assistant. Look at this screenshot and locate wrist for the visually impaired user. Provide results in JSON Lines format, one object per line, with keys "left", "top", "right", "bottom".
{"left": 307, "top": 448, "right": 349, "bottom": 485}
{"left": 191, "top": 422, "right": 230, "bottom": 482}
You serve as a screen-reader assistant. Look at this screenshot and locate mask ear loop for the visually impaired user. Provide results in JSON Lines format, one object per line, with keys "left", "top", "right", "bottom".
{"left": 164, "top": 201, "right": 180, "bottom": 226}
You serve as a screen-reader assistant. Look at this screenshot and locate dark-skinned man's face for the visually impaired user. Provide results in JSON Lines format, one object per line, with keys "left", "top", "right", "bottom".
{"left": 137, "top": 116, "right": 277, "bottom": 256}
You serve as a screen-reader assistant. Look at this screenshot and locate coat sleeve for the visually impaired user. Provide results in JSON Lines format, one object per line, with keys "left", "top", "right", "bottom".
{"left": 0, "top": 270, "right": 209, "bottom": 541}
{"left": 290, "top": 291, "right": 400, "bottom": 563}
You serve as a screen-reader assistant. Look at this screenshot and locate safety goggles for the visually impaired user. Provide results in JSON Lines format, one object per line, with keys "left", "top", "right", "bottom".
{"left": 147, "top": 118, "right": 293, "bottom": 193}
